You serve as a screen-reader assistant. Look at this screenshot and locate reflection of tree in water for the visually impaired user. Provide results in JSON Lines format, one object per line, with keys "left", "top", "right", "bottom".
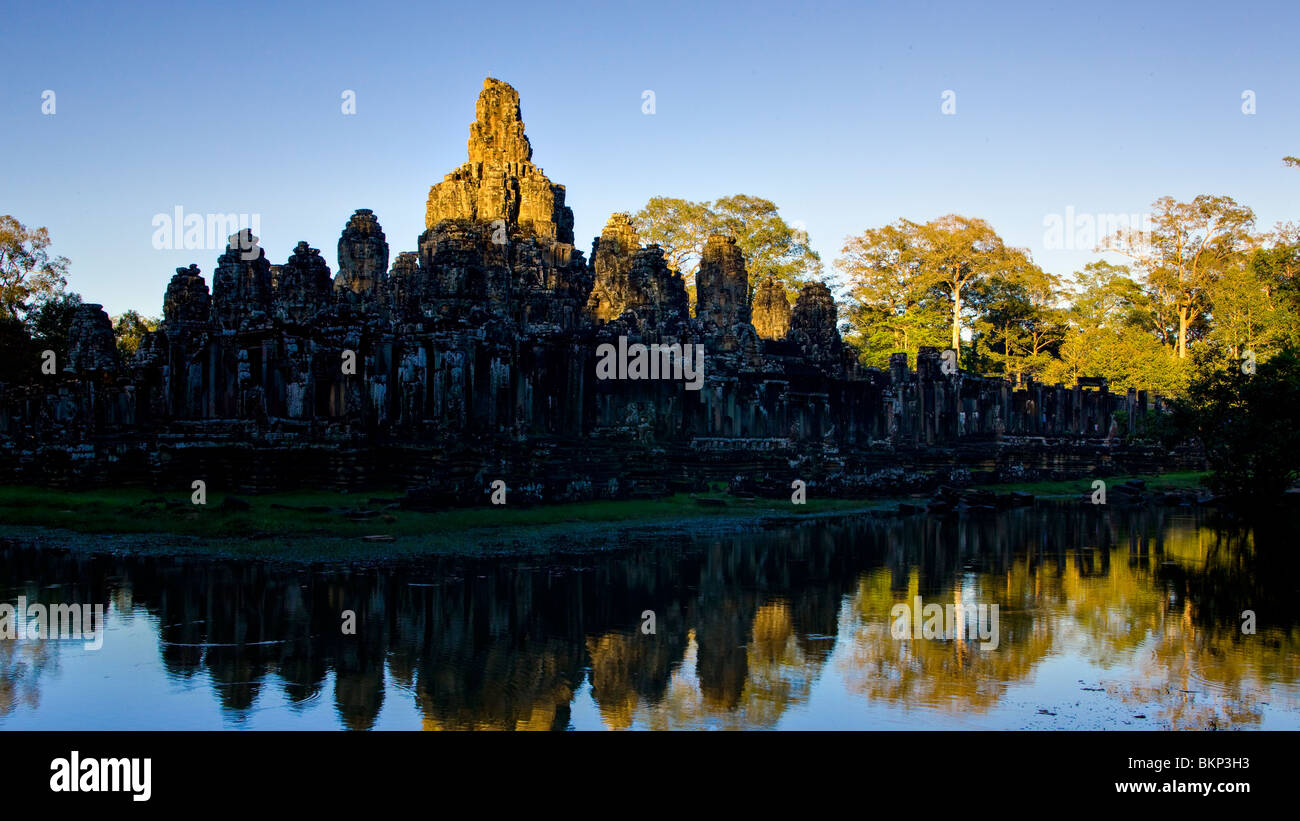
{"left": 836, "top": 506, "right": 1300, "bottom": 727}
{"left": 1136, "top": 510, "right": 1300, "bottom": 727}
{"left": 586, "top": 603, "right": 688, "bottom": 730}
{"left": 0, "top": 544, "right": 115, "bottom": 721}
{"left": 838, "top": 566, "right": 1054, "bottom": 712}
{"left": 587, "top": 527, "right": 861, "bottom": 728}
{"left": 2, "top": 502, "right": 1297, "bottom": 729}
{"left": 833, "top": 511, "right": 1069, "bottom": 712}
{"left": 646, "top": 600, "right": 830, "bottom": 730}
{"left": 0, "top": 637, "right": 59, "bottom": 718}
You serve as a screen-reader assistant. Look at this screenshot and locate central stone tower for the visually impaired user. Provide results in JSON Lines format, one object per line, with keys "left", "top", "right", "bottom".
{"left": 425, "top": 77, "right": 575, "bottom": 245}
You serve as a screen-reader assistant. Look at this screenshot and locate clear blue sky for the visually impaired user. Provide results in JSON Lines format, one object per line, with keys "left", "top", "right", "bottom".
{"left": 3, "top": 0, "right": 1297, "bottom": 316}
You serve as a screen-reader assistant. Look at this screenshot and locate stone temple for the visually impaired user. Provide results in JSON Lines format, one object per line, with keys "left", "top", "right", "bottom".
{"left": 0, "top": 78, "right": 1195, "bottom": 500}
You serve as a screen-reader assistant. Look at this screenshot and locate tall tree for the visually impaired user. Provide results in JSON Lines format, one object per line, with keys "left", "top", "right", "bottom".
{"left": 1100, "top": 195, "right": 1255, "bottom": 359}
{"left": 1206, "top": 260, "right": 1292, "bottom": 365}
{"left": 112, "top": 310, "right": 160, "bottom": 360}
{"left": 837, "top": 220, "right": 948, "bottom": 367}
{"left": 912, "top": 215, "right": 1016, "bottom": 366}
{"left": 1043, "top": 325, "right": 1187, "bottom": 395}
{"left": 1068, "top": 261, "right": 1148, "bottom": 331}
{"left": 971, "top": 253, "right": 1065, "bottom": 383}
{"left": 0, "top": 216, "right": 70, "bottom": 322}
{"left": 30, "top": 291, "right": 82, "bottom": 367}
{"left": 628, "top": 197, "right": 714, "bottom": 280}
{"left": 1249, "top": 221, "right": 1300, "bottom": 334}
{"left": 632, "top": 195, "right": 821, "bottom": 300}
{"left": 915, "top": 216, "right": 1013, "bottom": 364}
{"left": 1173, "top": 347, "right": 1300, "bottom": 503}
{"left": 709, "top": 195, "right": 823, "bottom": 291}
{"left": 1043, "top": 261, "right": 1186, "bottom": 394}
{"left": 839, "top": 215, "right": 1024, "bottom": 368}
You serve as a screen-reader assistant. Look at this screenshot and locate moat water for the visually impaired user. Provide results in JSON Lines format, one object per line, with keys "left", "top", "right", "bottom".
{"left": 3, "top": 503, "right": 1298, "bottom": 730}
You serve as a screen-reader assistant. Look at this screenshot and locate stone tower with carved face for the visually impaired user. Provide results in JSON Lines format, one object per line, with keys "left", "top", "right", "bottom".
{"left": 425, "top": 77, "right": 575, "bottom": 246}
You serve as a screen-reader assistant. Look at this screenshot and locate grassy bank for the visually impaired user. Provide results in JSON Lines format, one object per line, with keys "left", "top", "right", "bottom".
{"left": 974, "top": 471, "right": 1206, "bottom": 497}
{"left": 0, "top": 472, "right": 1208, "bottom": 562}
{"left": 0, "top": 485, "right": 896, "bottom": 539}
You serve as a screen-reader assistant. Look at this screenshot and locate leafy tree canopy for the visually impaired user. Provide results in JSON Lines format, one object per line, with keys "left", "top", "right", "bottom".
{"left": 0, "top": 215, "right": 70, "bottom": 323}
{"left": 632, "top": 195, "right": 822, "bottom": 301}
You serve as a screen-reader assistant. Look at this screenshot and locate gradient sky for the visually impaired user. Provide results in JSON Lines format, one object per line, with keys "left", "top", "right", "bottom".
{"left": 3, "top": 0, "right": 1297, "bottom": 317}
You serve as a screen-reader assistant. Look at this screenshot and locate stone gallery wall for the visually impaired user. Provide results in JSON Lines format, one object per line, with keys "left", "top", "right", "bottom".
{"left": 0, "top": 79, "right": 1199, "bottom": 499}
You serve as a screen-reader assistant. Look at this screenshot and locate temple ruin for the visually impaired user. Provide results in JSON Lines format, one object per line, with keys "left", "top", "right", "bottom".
{"left": 0, "top": 78, "right": 1197, "bottom": 500}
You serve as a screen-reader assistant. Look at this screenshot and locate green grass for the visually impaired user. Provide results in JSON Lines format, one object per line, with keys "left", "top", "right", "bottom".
{"left": 975, "top": 471, "right": 1207, "bottom": 497}
{"left": 0, "top": 484, "right": 893, "bottom": 559}
{"left": 0, "top": 485, "right": 897, "bottom": 537}
{"left": 0, "top": 471, "right": 1208, "bottom": 561}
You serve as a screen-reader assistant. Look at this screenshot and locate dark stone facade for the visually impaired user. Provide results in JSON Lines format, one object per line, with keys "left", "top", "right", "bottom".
{"left": 0, "top": 78, "right": 1198, "bottom": 499}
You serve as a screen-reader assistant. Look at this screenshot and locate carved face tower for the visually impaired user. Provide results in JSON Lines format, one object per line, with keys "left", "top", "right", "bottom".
{"left": 424, "top": 77, "right": 575, "bottom": 245}
{"left": 335, "top": 209, "right": 390, "bottom": 295}
{"left": 695, "top": 235, "right": 751, "bottom": 331}
{"left": 751, "top": 277, "right": 792, "bottom": 340}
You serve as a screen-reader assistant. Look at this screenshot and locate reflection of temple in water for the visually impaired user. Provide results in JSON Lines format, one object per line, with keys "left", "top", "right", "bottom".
{"left": 2, "top": 504, "right": 1297, "bottom": 729}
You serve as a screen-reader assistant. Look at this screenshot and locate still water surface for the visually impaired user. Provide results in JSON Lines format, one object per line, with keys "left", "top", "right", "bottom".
{"left": 2, "top": 504, "right": 1298, "bottom": 730}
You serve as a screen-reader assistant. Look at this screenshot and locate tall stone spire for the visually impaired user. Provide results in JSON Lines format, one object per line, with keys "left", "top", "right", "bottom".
{"left": 335, "top": 208, "right": 389, "bottom": 296}
{"left": 751, "top": 277, "right": 792, "bottom": 340}
{"left": 789, "top": 281, "right": 843, "bottom": 372}
{"left": 695, "top": 234, "right": 751, "bottom": 330}
{"left": 162, "top": 264, "right": 211, "bottom": 329}
{"left": 65, "top": 304, "right": 120, "bottom": 372}
{"left": 467, "top": 79, "right": 533, "bottom": 165}
{"left": 585, "top": 213, "right": 689, "bottom": 330}
{"left": 275, "top": 241, "right": 333, "bottom": 322}
{"left": 211, "top": 230, "right": 272, "bottom": 330}
{"left": 587, "top": 213, "right": 643, "bottom": 322}
{"left": 425, "top": 77, "right": 574, "bottom": 245}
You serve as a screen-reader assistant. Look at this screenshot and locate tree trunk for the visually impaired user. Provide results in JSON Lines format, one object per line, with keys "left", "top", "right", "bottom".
{"left": 1177, "top": 306, "right": 1188, "bottom": 359}
{"left": 951, "top": 285, "right": 962, "bottom": 365}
